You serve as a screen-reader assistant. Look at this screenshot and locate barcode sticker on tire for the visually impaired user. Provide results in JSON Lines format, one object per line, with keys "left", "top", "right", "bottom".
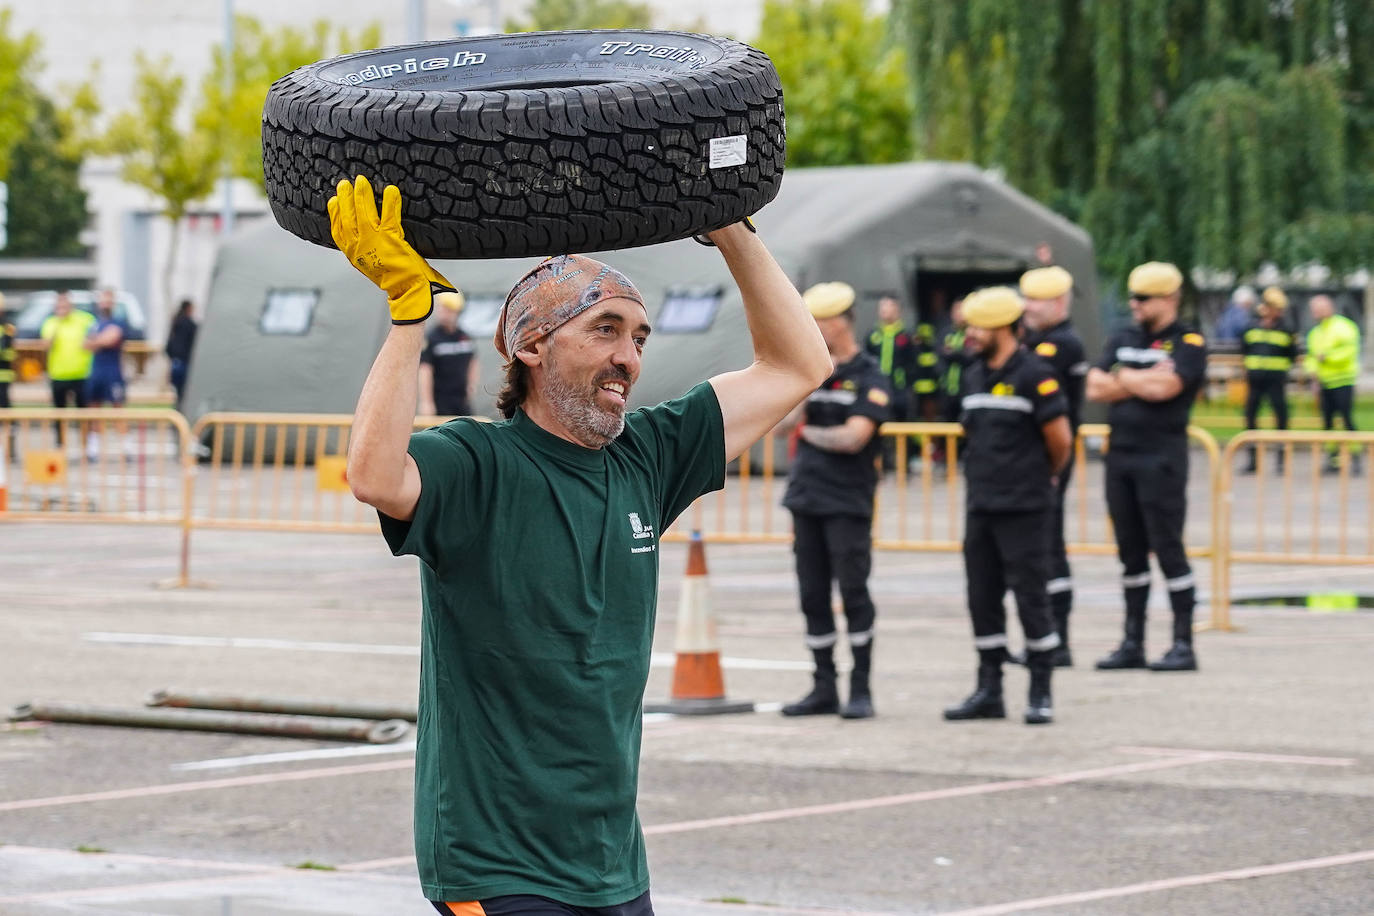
{"left": 709, "top": 136, "right": 748, "bottom": 169}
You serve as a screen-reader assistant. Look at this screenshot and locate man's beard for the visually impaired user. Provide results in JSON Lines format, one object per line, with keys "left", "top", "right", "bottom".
{"left": 543, "top": 345, "right": 630, "bottom": 448}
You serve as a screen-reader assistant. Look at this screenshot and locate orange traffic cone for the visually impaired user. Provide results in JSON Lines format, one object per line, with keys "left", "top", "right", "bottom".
{"left": 644, "top": 532, "right": 754, "bottom": 715}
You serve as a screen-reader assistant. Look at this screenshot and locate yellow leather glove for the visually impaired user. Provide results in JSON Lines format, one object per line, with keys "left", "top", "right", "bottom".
{"left": 327, "top": 175, "right": 457, "bottom": 325}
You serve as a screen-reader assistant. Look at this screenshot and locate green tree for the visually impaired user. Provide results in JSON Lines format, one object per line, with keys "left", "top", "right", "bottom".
{"left": 506, "top": 0, "right": 653, "bottom": 31}
{"left": 198, "top": 16, "right": 382, "bottom": 187}
{"left": 102, "top": 52, "right": 220, "bottom": 316}
{"left": 895, "top": 0, "right": 1374, "bottom": 284}
{"left": 753, "top": 0, "right": 912, "bottom": 167}
{"left": 0, "top": 8, "right": 40, "bottom": 180}
{"left": 2, "top": 94, "right": 89, "bottom": 257}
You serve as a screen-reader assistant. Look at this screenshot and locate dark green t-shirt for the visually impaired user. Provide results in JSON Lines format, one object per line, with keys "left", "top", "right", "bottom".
{"left": 380, "top": 382, "right": 725, "bottom": 905}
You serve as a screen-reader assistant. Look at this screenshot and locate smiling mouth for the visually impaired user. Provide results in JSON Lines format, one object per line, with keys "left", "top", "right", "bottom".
{"left": 598, "top": 380, "right": 629, "bottom": 405}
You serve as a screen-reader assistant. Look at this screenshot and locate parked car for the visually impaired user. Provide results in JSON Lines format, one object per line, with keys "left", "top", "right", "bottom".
{"left": 14, "top": 290, "right": 148, "bottom": 341}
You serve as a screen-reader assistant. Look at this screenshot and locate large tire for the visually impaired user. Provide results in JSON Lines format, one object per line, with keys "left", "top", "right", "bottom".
{"left": 262, "top": 30, "right": 785, "bottom": 259}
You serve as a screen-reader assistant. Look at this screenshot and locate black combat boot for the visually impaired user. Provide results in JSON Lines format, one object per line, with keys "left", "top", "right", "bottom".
{"left": 1241, "top": 446, "right": 1258, "bottom": 475}
{"left": 1050, "top": 603, "right": 1073, "bottom": 667}
{"left": 841, "top": 643, "right": 875, "bottom": 719}
{"left": 943, "top": 651, "right": 1006, "bottom": 720}
{"left": 782, "top": 647, "right": 840, "bottom": 716}
{"left": 1096, "top": 608, "right": 1147, "bottom": 669}
{"left": 1025, "top": 649, "right": 1054, "bottom": 725}
{"left": 1150, "top": 610, "right": 1199, "bottom": 671}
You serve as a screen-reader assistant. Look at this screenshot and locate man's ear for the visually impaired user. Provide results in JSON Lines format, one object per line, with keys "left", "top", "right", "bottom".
{"left": 513, "top": 340, "right": 544, "bottom": 369}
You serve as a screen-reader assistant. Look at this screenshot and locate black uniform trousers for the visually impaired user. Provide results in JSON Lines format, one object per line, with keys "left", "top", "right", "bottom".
{"left": 1245, "top": 373, "right": 1289, "bottom": 430}
{"left": 963, "top": 510, "right": 1059, "bottom": 652}
{"left": 1104, "top": 447, "right": 1195, "bottom": 634}
{"left": 792, "top": 512, "right": 876, "bottom": 653}
{"left": 1046, "top": 457, "right": 1075, "bottom": 620}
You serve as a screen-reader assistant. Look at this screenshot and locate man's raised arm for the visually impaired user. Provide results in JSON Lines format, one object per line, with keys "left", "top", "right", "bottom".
{"left": 331, "top": 176, "right": 459, "bottom": 521}
{"left": 706, "top": 224, "right": 832, "bottom": 461}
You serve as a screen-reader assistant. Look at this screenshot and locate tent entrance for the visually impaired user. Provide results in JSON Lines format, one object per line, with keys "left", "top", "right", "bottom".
{"left": 910, "top": 263, "right": 1027, "bottom": 333}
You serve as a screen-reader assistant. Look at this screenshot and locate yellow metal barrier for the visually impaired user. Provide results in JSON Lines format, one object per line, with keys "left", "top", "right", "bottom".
{"left": 1214, "top": 430, "right": 1374, "bottom": 630}
{"left": 0, "top": 407, "right": 196, "bottom": 585}
{"left": 187, "top": 413, "right": 480, "bottom": 534}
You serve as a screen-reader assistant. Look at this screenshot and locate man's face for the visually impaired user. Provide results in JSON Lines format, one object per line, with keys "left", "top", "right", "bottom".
{"left": 1309, "top": 295, "right": 1334, "bottom": 322}
{"left": 964, "top": 324, "right": 997, "bottom": 358}
{"left": 1129, "top": 292, "right": 1174, "bottom": 328}
{"left": 1257, "top": 304, "right": 1278, "bottom": 325}
{"left": 54, "top": 294, "right": 71, "bottom": 317}
{"left": 814, "top": 313, "right": 851, "bottom": 354}
{"left": 536, "top": 297, "right": 650, "bottom": 447}
{"left": 1022, "top": 295, "right": 1058, "bottom": 330}
{"left": 437, "top": 306, "right": 459, "bottom": 331}
{"left": 97, "top": 290, "right": 115, "bottom": 315}
{"left": 877, "top": 297, "right": 900, "bottom": 325}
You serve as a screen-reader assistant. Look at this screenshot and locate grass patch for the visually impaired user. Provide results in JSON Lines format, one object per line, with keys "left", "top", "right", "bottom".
{"left": 708, "top": 898, "right": 750, "bottom": 905}
{"left": 75, "top": 845, "right": 107, "bottom": 854}
{"left": 1193, "top": 393, "right": 1374, "bottom": 443}
{"left": 291, "top": 861, "right": 336, "bottom": 871}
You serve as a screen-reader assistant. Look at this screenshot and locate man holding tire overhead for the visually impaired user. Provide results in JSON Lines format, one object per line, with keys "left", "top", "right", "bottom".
{"left": 331, "top": 176, "right": 831, "bottom": 914}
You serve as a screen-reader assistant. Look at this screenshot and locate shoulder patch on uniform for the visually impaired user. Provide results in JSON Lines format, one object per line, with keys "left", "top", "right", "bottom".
{"left": 1037, "top": 377, "right": 1060, "bottom": 396}
{"left": 1035, "top": 341, "right": 1058, "bottom": 357}
{"left": 867, "top": 388, "right": 890, "bottom": 407}
{"left": 1183, "top": 333, "right": 1205, "bottom": 346}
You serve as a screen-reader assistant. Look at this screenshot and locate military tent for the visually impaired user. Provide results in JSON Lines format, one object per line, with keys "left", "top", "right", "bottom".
{"left": 184, "top": 161, "right": 1097, "bottom": 427}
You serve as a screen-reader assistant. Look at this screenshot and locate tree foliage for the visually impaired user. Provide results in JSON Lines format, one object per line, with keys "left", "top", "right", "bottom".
{"left": 506, "top": 0, "right": 653, "bottom": 32}
{"left": 895, "top": 0, "right": 1374, "bottom": 281}
{"left": 102, "top": 52, "right": 221, "bottom": 312}
{"left": 753, "top": 0, "right": 911, "bottom": 167}
{"left": 198, "top": 16, "right": 382, "bottom": 186}
{"left": 2, "top": 95, "right": 89, "bottom": 257}
{"left": 0, "top": 8, "right": 41, "bottom": 180}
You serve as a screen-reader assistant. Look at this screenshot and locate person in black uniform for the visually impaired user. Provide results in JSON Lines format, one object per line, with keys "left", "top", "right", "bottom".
{"left": 0, "top": 293, "right": 15, "bottom": 409}
{"left": 1239, "top": 286, "right": 1297, "bottom": 474}
{"left": 943, "top": 287, "right": 1071, "bottom": 725}
{"left": 1087, "top": 262, "right": 1208, "bottom": 672}
{"left": 866, "top": 293, "right": 919, "bottom": 468}
{"left": 418, "top": 290, "right": 478, "bottom": 416}
{"left": 164, "top": 298, "right": 198, "bottom": 411}
{"left": 1019, "top": 266, "right": 1088, "bottom": 666}
{"left": 781, "top": 281, "right": 892, "bottom": 720}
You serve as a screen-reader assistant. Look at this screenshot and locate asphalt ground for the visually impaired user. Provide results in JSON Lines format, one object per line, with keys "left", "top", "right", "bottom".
{"left": 1, "top": 508, "right": 1372, "bottom": 916}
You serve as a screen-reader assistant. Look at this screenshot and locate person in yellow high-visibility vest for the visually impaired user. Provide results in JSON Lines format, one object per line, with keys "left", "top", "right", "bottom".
{"left": 1240, "top": 286, "right": 1298, "bottom": 473}
{"left": 1304, "top": 294, "right": 1362, "bottom": 475}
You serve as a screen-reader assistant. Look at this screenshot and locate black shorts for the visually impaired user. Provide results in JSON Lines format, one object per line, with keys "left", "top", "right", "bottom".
{"left": 431, "top": 890, "right": 653, "bottom": 916}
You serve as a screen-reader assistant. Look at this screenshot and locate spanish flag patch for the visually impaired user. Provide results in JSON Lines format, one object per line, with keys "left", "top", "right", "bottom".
{"left": 1183, "top": 333, "right": 1205, "bottom": 347}
{"left": 1035, "top": 341, "right": 1058, "bottom": 357}
{"left": 867, "top": 387, "right": 890, "bottom": 406}
{"left": 1037, "top": 377, "right": 1060, "bottom": 396}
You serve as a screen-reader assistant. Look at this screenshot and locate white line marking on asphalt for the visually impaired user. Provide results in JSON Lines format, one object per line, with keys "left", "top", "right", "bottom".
{"left": 82, "top": 631, "right": 812, "bottom": 670}
{"left": 933, "top": 848, "right": 1374, "bottom": 915}
{"left": 172, "top": 741, "right": 418, "bottom": 772}
{"left": 1117, "top": 745, "right": 1358, "bottom": 766}
{"left": 0, "top": 759, "right": 416, "bottom": 812}
{"left": 83, "top": 632, "right": 419, "bottom": 655}
{"left": 643, "top": 755, "right": 1219, "bottom": 835}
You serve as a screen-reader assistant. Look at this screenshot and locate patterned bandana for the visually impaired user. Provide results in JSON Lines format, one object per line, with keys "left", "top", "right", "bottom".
{"left": 495, "top": 255, "right": 645, "bottom": 359}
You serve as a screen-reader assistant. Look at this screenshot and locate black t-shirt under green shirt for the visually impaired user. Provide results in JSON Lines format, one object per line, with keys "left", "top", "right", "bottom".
{"left": 379, "top": 382, "right": 725, "bottom": 905}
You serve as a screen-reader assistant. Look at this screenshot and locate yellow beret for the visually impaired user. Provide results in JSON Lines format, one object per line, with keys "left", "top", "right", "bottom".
{"left": 435, "top": 289, "right": 466, "bottom": 312}
{"left": 802, "top": 282, "right": 855, "bottom": 319}
{"left": 1128, "top": 262, "right": 1183, "bottom": 297}
{"left": 1261, "top": 286, "right": 1288, "bottom": 310}
{"left": 1019, "top": 266, "right": 1073, "bottom": 300}
{"left": 963, "top": 286, "right": 1025, "bottom": 329}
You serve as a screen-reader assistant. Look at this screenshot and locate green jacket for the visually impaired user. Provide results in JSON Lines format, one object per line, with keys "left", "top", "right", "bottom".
{"left": 1305, "top": 315, "right": 1361, "bottom": 388}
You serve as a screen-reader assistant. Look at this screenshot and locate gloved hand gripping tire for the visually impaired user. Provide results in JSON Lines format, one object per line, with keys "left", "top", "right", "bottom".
{"left": 327, "top": 175, "right": 457, "bottom": 325}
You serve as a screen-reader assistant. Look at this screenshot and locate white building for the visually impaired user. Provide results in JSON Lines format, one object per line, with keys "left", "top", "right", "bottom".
{"left": 5, "top": 0, "right": 774, "bottom": 344}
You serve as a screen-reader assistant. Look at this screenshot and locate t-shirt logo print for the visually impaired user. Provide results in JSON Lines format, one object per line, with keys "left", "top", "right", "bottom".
{"left": 628, "top": 513, "right": 655, "bottom": 540}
